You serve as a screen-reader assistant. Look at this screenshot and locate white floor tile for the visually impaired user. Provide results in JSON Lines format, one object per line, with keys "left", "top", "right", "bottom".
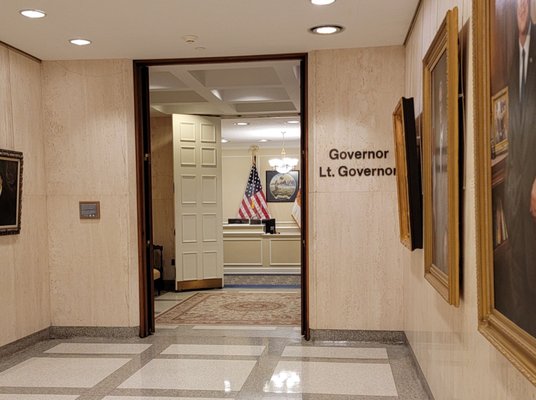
{"left": 266, "top": 361, "right": 398, "bottom": 396}
{"left": 156, "top": 292, "right": 197, "bottom": 301}
{"left": 282, "top": 346, "right": 388, "bottom": 359}
{"left": 162, "top": 344, "right": 265, "bottom": 356}
{"left": 45, "top": 343, "right": 151, "bottom": 354}
{"left": 103, "top": 397, "right": 231, "bottom": 400}
{"left": 0, "top": 396, "right": 79, "bottom": 400}
{"left": 0, "top": 357, "right": 129, "bottom": 388}
{"left": 155, "top": 301, "right": 181, "bottom": 314}
{"left": 192, "top": 325, "right": 277, "bottom": 331}
{"left": 155, "top": 324, "right": 179, "bottom": 329}
{"left": 118, "top": 359, "right": 256, "bottom": 391}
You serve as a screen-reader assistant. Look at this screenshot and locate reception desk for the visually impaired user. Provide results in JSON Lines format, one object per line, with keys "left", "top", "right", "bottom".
{"left": 223, "top": 222, "right": 301, "bottom": 274}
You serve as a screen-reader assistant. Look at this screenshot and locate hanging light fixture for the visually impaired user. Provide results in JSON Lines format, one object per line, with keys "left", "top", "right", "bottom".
{"left": 269, "top": 132, "right": 298, "bottom": 174}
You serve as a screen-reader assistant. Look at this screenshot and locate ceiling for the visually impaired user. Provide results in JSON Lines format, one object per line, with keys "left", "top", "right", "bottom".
{"left": 1, "top": 0, "right": 419, "bottom": 149}
{"left": 150, "top": 60, "right": 302, "bottom": 148}
{"left": 0, "top": 0, "right": 419, "bottom": 61}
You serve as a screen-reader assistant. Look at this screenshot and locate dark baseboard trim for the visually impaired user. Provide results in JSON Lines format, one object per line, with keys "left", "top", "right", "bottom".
{"left": 310, "top": 329, "right": 407, "bottom": 344}
{"left": 0, "top": 328, "right": 50, "bottom": 358}
{"left": 162, "top": 280, "right": 175, "bottom": 291}
{"left": 49, "top": 326, "right": 139, "bottom": 339}
{"left": 405, "top": 337, "right": 436, "bottom": 400}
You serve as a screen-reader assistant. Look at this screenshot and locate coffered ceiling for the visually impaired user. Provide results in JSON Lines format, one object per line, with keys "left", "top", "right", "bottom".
{"left": 149, "top": 60, "right": 301, "bottom": 148}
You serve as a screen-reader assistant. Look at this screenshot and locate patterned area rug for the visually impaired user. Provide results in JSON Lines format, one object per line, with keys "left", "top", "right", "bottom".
{"left": 155, "top": 292, "right": 300, "bottom": 326}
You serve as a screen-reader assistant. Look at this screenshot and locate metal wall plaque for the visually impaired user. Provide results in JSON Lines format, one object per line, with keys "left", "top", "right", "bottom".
{"left": 79, "top": 201, "right": 100, "bottom": 219}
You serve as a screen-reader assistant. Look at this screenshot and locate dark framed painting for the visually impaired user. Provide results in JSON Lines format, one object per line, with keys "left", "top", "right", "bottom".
{"left": 266, "top": 170, "right": 299, "bottom": 202}
{"left": 474, "top": 0, "right": 536, "bottom": 384}
{"left": 392, "top": 97, "right": 423, "bottom": 251}
{"left": 0, "top": 149, "right": 23, "bottom": 235}
{"left": 422, "top": 7, "right": 460, "bottom": 306}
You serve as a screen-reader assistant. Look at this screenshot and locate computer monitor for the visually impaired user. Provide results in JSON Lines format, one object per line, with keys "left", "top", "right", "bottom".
{"left": 262, "top": 218, "right": 276, "bottom": 234}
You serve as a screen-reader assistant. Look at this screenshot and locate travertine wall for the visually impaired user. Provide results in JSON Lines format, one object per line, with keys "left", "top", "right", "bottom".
{"left": 42, "top": 60, "right": 139, "bottom": 327}
{"left": 404, "top": 1, "right": 536, "bottom": 398}
{"left": 0, "top": 45, "right": 51, "bottom": 347}
{"left": 308, "top": 46, "right": 406, "bottom": 331}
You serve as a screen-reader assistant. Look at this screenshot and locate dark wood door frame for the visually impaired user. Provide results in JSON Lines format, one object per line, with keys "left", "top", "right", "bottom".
{"left": 133, "top": 53, "right": 310, "bottom": 339}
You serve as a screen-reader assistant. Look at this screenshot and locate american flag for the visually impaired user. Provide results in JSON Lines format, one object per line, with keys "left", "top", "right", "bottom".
{"left": 238, "top": 164, "right": 270, "bottom": 219}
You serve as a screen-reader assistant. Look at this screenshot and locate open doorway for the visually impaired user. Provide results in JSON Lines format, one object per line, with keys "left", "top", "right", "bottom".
{"left": 134, "top": 54, "right": 308, "bottom": 338}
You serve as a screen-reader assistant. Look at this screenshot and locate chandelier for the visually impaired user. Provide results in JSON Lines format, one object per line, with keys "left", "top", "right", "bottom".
{"left": 268, "top": 131, "right": 298, "bottom": 174}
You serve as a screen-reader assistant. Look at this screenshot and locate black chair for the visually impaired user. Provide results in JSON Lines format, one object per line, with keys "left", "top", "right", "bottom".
{"left": 153, "top": 245, "right": 163, "bottom": 296}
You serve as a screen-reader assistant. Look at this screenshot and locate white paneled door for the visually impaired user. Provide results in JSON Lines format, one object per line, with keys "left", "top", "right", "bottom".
{"left": 172, "top": 114, "right": 223, "bottom": 291}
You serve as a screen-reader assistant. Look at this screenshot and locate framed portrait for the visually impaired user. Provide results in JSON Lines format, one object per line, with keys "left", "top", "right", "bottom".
{"left": 0, "top": 149, "right": 23, "bottom": 235}
{"left": 422, "top": 7, "right": 460, "bottom": 306}
{"left": 491, "top": 87, "right": 509, "bottom": 157}
{"left": 474, "top": 0, "right": 536, "bottom": 384}
{"left": 266, "top": 170, "right": 299, "bottom": 202}
{"left": 392, "top": 97, "right": 423, "bottom": 251}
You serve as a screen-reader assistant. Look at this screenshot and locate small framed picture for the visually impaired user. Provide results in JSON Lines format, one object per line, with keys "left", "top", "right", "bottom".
{"left": 491, "top": 87, "right": 509, "bottom": 157}
{"left": 0, "top": 149, "right": 23, "bottom": 235}
{"left": 266, "top": 170, "right": 299, "bottom": 202}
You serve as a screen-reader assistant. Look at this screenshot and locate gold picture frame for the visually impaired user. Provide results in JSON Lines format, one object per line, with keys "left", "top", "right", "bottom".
{"left": 392, "top": 97, "right": 422, "bottom": 250}
{"left": 422, "top": 7, "right": 460, "bottom": 306}
{"left": 474, "top": 0, "right": 536, "bottom": 385}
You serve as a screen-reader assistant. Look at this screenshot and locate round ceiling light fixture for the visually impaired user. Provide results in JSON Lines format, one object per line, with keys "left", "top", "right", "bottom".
{"left": 19, "top": 9, "right": 46, "bottom": 18}
{"left": 69, "top": 38, "right": 92, "bottom": 46}
{"left": 258, "top": 139, "right": 269, "bottom": 143}
{"left": 221, "top": 138, "right": 229, "bottom": 143}
{"left": 310, "top": 0, "right": 336, "bottom": 5}
{"left": 287, "top": 120, "right": 300, "bottom": 124}
{"left": 234, "top": 122, "right": 249, "bottom": 126}
{"left": 310, "top": 25, "right": 344, "bottom": 35}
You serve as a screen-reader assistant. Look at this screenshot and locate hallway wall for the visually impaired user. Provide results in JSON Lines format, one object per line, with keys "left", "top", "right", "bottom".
{"left": 42, "top": 60, "right": 139, "bottom": 328}
{"left": 308, "top": 46, "right": 406, "bottom": 331}
{"left": 0, "top": 45, "right": 51, "bottom": 347}
{"left": 404, "top": 1, "right": 536, "bottom": 398}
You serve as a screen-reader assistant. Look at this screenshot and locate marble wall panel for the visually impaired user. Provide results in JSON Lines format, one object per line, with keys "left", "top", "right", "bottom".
{"left": 404, "top": 1, "right": 536, "bottom": 398}
{"left": 0, "top": 46, "right": 50, "bottom": 347}
{"left": 308, "top": 46, "right": 405, "bottom": 331}
{"left": 43, "top": 59, "right": 139, "bottom": 328}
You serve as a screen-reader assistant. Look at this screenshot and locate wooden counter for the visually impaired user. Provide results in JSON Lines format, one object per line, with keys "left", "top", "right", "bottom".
{"left": 223, "top": 222, "right": 301, "bottom": 274}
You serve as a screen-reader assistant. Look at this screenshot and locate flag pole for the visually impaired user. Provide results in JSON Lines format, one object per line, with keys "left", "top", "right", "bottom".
{"left": 249, "top": 145, "right": 259, "bottom": 166}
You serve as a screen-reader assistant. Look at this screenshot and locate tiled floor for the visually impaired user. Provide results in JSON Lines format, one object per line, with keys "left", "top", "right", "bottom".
{"left": 0, "top": 324, "right": 431, "bottom": 400}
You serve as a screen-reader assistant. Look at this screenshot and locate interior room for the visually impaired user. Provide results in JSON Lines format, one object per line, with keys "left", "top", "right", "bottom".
{"left": 147, "top": 60, "right": 303, "bottom": 325}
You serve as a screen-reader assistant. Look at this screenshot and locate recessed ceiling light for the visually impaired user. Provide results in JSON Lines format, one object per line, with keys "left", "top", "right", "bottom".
{"left": 19, "top": 9, "right": 46, "bottom": 18}
{"left": 221, "top": 138, "right": 229, "bottom": 143}
{"left": 311, "top": 0, "right": 336, "bottom": 5}
{"left": 310, "top": 25, "right": 344, "bottom": 35}
{"left": 69, "top": 38, "right": 92, "bottom": 46}
{"left": 287, "top": 120, "right": 300, "bottom": 124}
{"left": 258, "top": 139, "right": 269, "bottom": 143}
{"left": 235, "top": 122, "right": 249, "bottom": 126}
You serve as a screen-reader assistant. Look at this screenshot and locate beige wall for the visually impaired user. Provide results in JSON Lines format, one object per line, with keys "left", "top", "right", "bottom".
{"left": 308, "top": 46, "right": 406, "bottom": 331}
{"left": 42, "top": 60, "right": 139, "bottom": 327}
{"left": 222, "top": 147, "right": 300, "bottom": 224}
{"left": 0, "top": 46, "right": 51, "bottom": 347}
{"left": 404, "top": 1, "right": 536, "bottom": 398}
{"left": 150, "top": 116, "right": 175, "bottom": 280}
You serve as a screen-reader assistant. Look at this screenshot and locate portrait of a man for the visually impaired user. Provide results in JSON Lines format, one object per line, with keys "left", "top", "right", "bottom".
{"left": 492, "top": 0, "right": 536, "bottom": 337}
{"left": 0, "top": 153, "right": 22, "bottom": 234}
{"left": 431, "top": 53, "right": 449, "bottom": 275}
